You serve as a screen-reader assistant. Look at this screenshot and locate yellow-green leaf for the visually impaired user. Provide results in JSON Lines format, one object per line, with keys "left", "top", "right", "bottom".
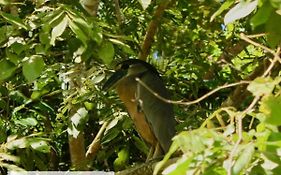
{"left": 260, "top": 95, "right": 281, "bottom": 126}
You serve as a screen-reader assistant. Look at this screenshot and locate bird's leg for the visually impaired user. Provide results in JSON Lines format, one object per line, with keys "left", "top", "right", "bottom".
{"left": 146, "top": 146, "right": 155, "bottom": 162}
{"left": 153, "top": 142, "right": 163, "bottom": 159}
{"left": 135, "top": 81, "right": 143, "bottom": 113}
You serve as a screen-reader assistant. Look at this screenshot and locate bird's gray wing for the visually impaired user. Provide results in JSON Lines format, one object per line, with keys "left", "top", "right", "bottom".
{"left": 137, "top": 72, "right": 176, "bottom": 153}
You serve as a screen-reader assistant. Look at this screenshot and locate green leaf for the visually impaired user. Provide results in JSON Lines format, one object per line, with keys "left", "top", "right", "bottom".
{"left": 132, "top": 135, "right": 149, "bottom": 155}
{"left": 173, "top": 131, "right": 205, "bottom": 153}
{"left": 0, "top": 59, "right": 17, "bottom": 81}
{"left": 6, "top": 52, "right": 20, "bottom": 65}
{"left": 265, "top": 12, "right": 281, "bottom": 48}
{"left": 163, "top": 156, "right": 193, "bottom": 175}
{"left": 101, "top": 127, "right": 121, "bottom": 145}
{"left": 22, "top": 55, "right": 45, "bottom": 83}
{"left": 138, "top": 0, "right": 151, "bottom": 10}
{"left": 91, "top": 73, "right": 105, "bottom": 84}
{"left": 224, "top": 0, "right": 258, "bottom": 25}
{"left": 92, "top": 26, "right": 103, "bottom": 45}
{"left": 44, "top": 8, "right": 64, "bottom": 27}
{"left": 29, "top": 140, "right": 50, "bottom": 153}
{"left": 250, "top": 1, "right": 273, "bottom": 29}
{"left": 11, "top": 42, "right": 26, "bottom": 55}
{"left": 0, "top": 153, "right": 19, "bottom": 162}
{"left": 109, "top": 38, "right": 135, "bottom": 55}
{"left": 50, "top": 16, "right": 68, "bottom": 46}
{"left": 113, "top": 148, "right": 129, "bottom": 171}
{"left": 98, "top": 41, "right": 115, "bottom": 64}
{"left": 66, "top": 8, "right": 91, "bottom": 46}
{"left": 68, "top": 19, "right": 88, "bottom": 46}
{"left": 247, "top": 77, "right": 281, "bottom": 96}
{"left": 154, "top": 140, "right": 179, "bottom": 175}
{"left": 232, "top": 143, "right": 255, "bottom": 175}
{"left": 6, "top": 138, "right": 28, "bottom": 150}
{"left": 1, "top": 12, "right": 30, "bottom": 30}
{"left": 210, "top": 0, "right": 234, "bottom": 22}
{"left": 84, "top": 101, "right": 95, "bottom": 110}
{"left": 260, "top": 95, "right": 281, "bottom": 126}
{"left": 14, "top": 117, "right": 38, "bottom": 127}
{"left": 270, "top": 0, "right": 281, "bottom": 9}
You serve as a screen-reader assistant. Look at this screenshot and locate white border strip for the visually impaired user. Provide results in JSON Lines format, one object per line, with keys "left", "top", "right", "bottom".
{"left": 8, "top": 171, "right": 114, "bottom": 175}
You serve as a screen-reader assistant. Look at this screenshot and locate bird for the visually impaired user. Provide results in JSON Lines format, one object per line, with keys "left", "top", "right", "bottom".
{"left": 103, "top": 59, "right": 176, "bottom": 160}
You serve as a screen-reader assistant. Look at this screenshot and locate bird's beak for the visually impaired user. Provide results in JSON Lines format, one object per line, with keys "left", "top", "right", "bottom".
{"left": 103, "top": 69, "right": 127, "bottom": 91}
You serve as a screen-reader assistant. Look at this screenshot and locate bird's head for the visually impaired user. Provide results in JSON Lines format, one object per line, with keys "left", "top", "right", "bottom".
{"left": 103, "top": 59, "right": 159, "bottom": 91}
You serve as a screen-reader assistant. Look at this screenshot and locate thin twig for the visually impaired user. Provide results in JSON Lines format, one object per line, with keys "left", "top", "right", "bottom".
{"left": 262, "top": 47, "right": 281, "bottom": 76}
{"left": 227, "top": 96, "right": 260, "bottom": 175}
{"left": 240, "top": 33, "right": 275, "bottom": 55}
{"left": 136, "top": 78, "right": 250, "bottom": 106}
{"left": 246, "top": 33, "right": 267, "bottom": 38}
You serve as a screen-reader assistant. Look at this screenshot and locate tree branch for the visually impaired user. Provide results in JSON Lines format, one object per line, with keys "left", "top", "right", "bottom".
{"left": 114, "top": 0, "right": 124, "bottom": 25}
{"left": 116, "top": 157, "right": 178, "bottom": 175}
{"left": 86, "top": 121, "right": 108, "bottom": 160}
{"left": 136, "top": 78, "right": 250, "bottom": 106}
{"left": 138, "top": 0, "right": 176, "bottom": 61}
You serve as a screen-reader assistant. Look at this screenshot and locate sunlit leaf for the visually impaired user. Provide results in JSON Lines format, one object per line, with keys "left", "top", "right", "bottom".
{"left": 98, "top": 41, "right": 115, "bottom": 64}
{"left": 14, "top": 117, "right": 38, "bottom": 126}
{"left": 101, "top": 127, "right": 121, "bottom": 145}
{"left": 114, "top": 148, "right": 129, "bottom": 171}
{"left": 29, "top": 140, "right": 50, "bottom": 153}
{"left": 211, "top": 0, "right": 234, "bottom": 22}
{"left": 50, "top": 15, "right": 68, "bottom": 46}
{"left": 67, "top": 126, "right": 80, "bottom": 138}
{"left": 163, "top": 156, "right": 193, "bottom": 175}
{"left": 70, "top": 107, "right": 88, "bottom": 127}
{"left": 104, "top": 116, "right": 122, "bottom": 133}
{"left": 92, "top": 73, "right": 105, "bottom": 84}
{"left": 154, "top": 140, "right": 179, "bottom": 175}
{"left": 232, "top": 143, "right": 255, "bottom": 175}
{"left": 0, "top": 0, "right": 10, "bottom": 5}
{"left": 1, "top": 12, "right": 30, "bottom": 30}
{"left": 6, "top": 138, "right": 28, "bottom": 150}
{"left": 0, "top": 153, "right": 19, "bottom": 162}
{"left": 174, "top": 131, "right": 205, "bottom": 153}
{"left": 22, "top": 55, "right": 45, "bottom": 83}
{"left": 247, "top": 77, "right": 281, "bottom": 96}
{"left": 260, "top": 95, "right": 281, "bottom": 126}
{"left": 109, "top": 38, "right": 135, "bottom": 55}
{"left": 138, "top": 0, "right": 151, "bottom": 10}
{"left": 224, "top": 0, "right": 258, "bottom": 25}
{"left": 84, "top": 101, "right": 95, "bottom": 110}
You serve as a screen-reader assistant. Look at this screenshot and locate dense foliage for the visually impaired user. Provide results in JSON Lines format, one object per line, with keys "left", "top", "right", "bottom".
{"left": 0, "top": 0, "right": 281, "bottom": 174}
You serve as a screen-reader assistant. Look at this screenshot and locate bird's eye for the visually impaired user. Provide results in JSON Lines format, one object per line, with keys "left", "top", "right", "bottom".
{"left": 121, "top": 64, "right": 129, "bottom": 69}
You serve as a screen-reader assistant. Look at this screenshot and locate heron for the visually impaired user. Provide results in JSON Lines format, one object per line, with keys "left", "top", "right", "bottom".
{"left": 103, "top": 59, "right": 176, "bottom": 159}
